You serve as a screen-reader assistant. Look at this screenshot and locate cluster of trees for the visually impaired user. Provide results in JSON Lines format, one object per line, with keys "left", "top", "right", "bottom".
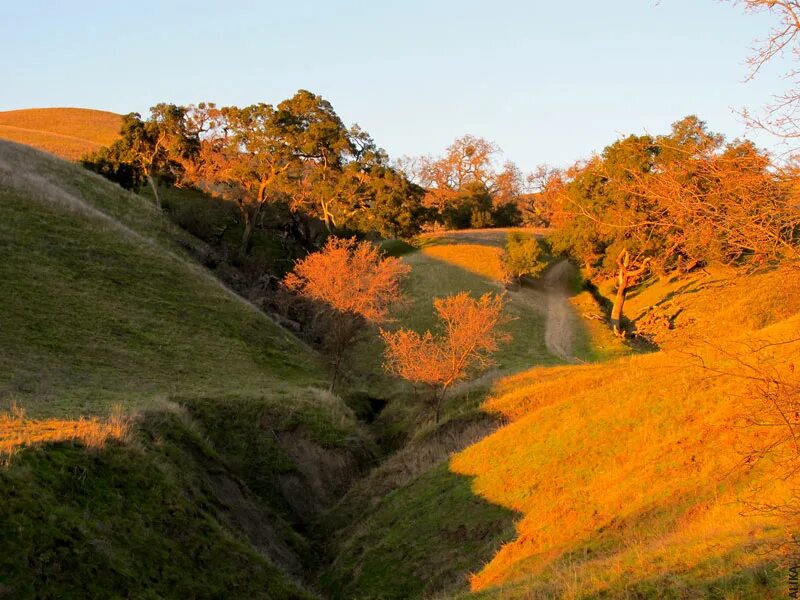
{"left": 549, "top": 115, "right": 798, "bottom": 275}
{"left": 81, "top": 104, "right": 197, "bottom": 209}
{"left": 398, "top": 135, "right": 552, "bottom": 229}
{"left": 541, "top": 115, "right": 799, "bottom": 333}
{"left": 84, "top": 93, "right": 560, "bottom": 264}
{"left": 83, "top": 91, "right": 432, "bottom": 257}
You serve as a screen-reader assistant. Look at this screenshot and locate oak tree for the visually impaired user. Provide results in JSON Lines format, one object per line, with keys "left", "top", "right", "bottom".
{"left": 610, "top": 249, "right": 650, "bottom": 336}
{"left": 83, "top": 104, "right": 196, "bottom": 209}
{"left": 276, "top": 90, "right": 366, "bottom": 231}
{"left": 400, "top": 135, "right": 524, "bottom": 228}
{"left": 188, "top": 102, "right": 297, "bottom": 256}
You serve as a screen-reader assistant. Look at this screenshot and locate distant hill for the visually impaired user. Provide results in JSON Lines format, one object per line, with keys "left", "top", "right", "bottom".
{"left": 0, "top": 107, "right": 121, "bottom": 160}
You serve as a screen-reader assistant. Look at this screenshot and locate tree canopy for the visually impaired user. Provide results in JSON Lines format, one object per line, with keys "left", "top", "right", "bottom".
{"left": 549, "top": 116, "right": 799, "bottom": 275}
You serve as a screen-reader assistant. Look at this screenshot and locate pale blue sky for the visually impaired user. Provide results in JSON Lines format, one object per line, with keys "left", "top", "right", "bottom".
{"left": 0, "top": 1, "right": 788, "bottom": 170}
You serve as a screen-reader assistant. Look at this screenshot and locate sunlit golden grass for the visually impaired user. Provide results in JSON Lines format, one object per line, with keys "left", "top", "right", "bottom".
{"left": 421, "top": 244, "right": 507, "bottom": 282}
{"left": 420, "top": 227, "right": 547, "bottom": 249}
{"left": 0, "top": 108, "right": 121, "bottom": 160}
{"left": 0, "top": 405, "right": 129, "bottom": 456}
{"left": 616, "top": 266, "right": 800, "bottom": 349}
{"left": 450, "top": 267, "right": 800, "bottom": 598}
{"left": 453, "top": 351, "right": 790, "bottom": 595}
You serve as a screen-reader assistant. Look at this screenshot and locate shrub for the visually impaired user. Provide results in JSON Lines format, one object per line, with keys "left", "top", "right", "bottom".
{"left": 502, "top": 232, "right": 548, "bottom": 282}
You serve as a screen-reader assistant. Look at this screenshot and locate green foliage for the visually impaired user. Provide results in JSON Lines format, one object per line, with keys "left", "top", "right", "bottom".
{"left": 0, "top": 412, "right": 313, "bottom": 600}
{"left": 82, "top": 107, "right": 196, "bottom": 196}
{"left": 378, "top": 238, "right": 417, "bottom": 257}
{"left": 470, "top": 208, "right": 494, "bottom": 228}
{"left": 442, "top": 181, "right": 494, "bottom": 229}
{"left": 491, "top": 200, "right": 522, "bottom": 227}
{"left": 502, "top": 232, "right": 548, "bottom": 280}
{"left": 550, "top": 115, "right": 797, "bottom": 275}
{"left": 346, "top": 166, "right": 430, "bottom": 238}
{"left": 80, "top": 145, "right": 143, "bottom": 190}
{"left": 439, "top": 182, "right": 522, "bottom": 230}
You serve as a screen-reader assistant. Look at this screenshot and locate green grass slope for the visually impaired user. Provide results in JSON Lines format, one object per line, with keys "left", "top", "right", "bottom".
{"left": 0, "top": 140, "right": 372, "bottom": 598}
{"left": 0, "top": 139, "right": 324, "bottom": 416}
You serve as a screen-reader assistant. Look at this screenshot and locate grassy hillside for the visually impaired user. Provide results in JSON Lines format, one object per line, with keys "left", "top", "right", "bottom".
{"left": 0, "top": 108, "right": 121, "bottom": 161}
{"left": 0, "top": 140, "right": 324, "bottom": 416}
{"left": 0, "top": 140, "right": 371, "bottom": 598}
{"left": 321, "top": 229, "right": 615, "bottom": 599}
{"left": 449, "top": 267, "right": 800, "bottom": 599}
{"left": 3, "top": 135, "right": 795, "bottom": 599}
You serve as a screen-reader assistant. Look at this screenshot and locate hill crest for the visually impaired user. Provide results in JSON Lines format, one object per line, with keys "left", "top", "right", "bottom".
{"left": 0, "top": 107, "right": 122, "bottom": 160}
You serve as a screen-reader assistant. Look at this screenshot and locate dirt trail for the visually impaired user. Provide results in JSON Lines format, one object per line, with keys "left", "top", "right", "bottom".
{"left": 421, "top": 228, "right": 580, "bottom": 363}
{"left": 503, "top": 258, "right": 579, "bottom": 363}
{"left": 540, "top": 259, "right": 579, "bottom": 363}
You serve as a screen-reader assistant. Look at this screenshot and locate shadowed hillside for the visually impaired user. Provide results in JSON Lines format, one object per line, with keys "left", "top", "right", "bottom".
{"left": 0, "top": 108, "right": 121, "bottom": 160}
{"left": 0, "top": 140, "right": 373, "bottom": 598}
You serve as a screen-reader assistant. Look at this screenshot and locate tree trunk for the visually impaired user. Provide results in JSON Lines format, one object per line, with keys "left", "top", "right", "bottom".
{"left": 609, "top": 249, "right": 650, "bottom": 337}
{"left": 321, "top": 199, "right": 336, "bottom": 232}
{"left": 329, "top": 354, "right": 342, "bottom": 393}
{"left": 610, "top": 281, "right": 626, "bottom": 336}
{"left": 240, "top": 217, "right": 255, "bottom": 257}
{"left": 433, "top": 386, "right": 448, "bottom": 425}
{"left": 147, "top": 174, "right": 161, "bottom": 210}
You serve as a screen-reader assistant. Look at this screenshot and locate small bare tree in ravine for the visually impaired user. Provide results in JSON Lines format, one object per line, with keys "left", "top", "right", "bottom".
{"left": 381, "top": 292, "right": 509, "bottom": 423}
{"left": 284, "top": 237, "right": 410, "bottom": 391}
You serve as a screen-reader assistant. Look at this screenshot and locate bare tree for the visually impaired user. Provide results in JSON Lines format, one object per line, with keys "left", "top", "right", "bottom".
{"left": 684, "top": 333, "right": 800, "bottom": 518}
{"left": 381, "top": 292, "right": 509, "bottom": 423}
{"left": 285, "top": 237, "right": 410, "bottom": 391}
{"left": 732, "top": 0, "right": 800, "bottom": 144}
{"left": 402, "top": 135, "right": 524, "bottom": 216}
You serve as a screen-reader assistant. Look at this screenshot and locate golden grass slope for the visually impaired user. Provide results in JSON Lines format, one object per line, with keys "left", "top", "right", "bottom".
{"left": 451, "top": 267, "right": 800, "bottom": 598}
{"left": 417, "top": 228, "right": 546, "bottom": 287}
{"left": 0, "top": 107, "right": 121, "bottom": 160}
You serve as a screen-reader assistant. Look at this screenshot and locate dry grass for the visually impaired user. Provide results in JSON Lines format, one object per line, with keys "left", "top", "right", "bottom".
{"left": 449, "top": 267, "right": 800, "bottom": 597}
{"left": 0, "top": 405, "right": 129, "bottom": 457}
{"left": 416, "top": 229, "right": 549, "bottom": 285}
{"left": 421, "top": 244, "right": 508, "bottom": 282}
{"left": 0, "top": 108, "right": 121, "bottom": 160}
